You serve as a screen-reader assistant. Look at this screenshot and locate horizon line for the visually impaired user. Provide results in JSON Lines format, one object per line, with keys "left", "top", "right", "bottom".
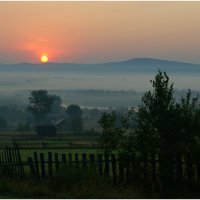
{"left": 0, "top": 57, "right": 199, "bottom": 65}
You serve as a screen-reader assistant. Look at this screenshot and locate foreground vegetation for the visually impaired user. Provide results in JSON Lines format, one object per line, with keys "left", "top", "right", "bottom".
{"left": 1, "top": 70, "right": 200, "bottom": 198}
{"left": 98, "top": 70, "right": 200, "bottom": 198}
{"left": 0, "top": 176, "right": 154, "bottom": 199}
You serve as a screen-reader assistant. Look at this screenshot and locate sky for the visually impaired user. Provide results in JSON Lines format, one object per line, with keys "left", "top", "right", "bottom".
{"left": 1, "top": 2, "right": 200, "bottom": 64}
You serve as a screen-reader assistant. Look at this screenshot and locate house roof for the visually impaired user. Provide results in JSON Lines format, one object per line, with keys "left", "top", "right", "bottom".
{"left": 38, "top": 118, "right": 65, "bottom": 127}
{"left": 38, "top": 118, "right": 56, "bottom": 126}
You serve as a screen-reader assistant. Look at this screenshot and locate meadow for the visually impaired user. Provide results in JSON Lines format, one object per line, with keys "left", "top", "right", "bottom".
{"left": 0, "top": 131, "right": 156, "bottom": 199}
{"left": 0, "top": 131, "right": 99, "bottom": 161}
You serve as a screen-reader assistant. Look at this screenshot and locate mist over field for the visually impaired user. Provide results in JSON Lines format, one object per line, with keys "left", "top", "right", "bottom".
{"left": 0, "top": 58, "right": 200, "bottom": 108}
{"left": 0, "top": 58, "right": 200, "bottom": 93}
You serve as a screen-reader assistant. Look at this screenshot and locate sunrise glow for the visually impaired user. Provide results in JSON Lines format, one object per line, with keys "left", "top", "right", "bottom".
{"left": 1, "top": 2, "right": 200, "bottom": 64}
{"left": 41, "top": 55, "right": 48, "bottom": 63}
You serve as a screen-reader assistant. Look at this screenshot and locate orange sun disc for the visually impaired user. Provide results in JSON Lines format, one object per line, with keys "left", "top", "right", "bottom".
{"left": 41, "top": 55, "right": 48, "bottom": 63}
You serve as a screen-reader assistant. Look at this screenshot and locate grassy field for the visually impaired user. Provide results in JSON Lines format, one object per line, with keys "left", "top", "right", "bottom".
{"left": 0, "top": 132, "right": 156, "bottom": 199}
{"left": 19, "top": 148, "right": 100, "bottom": 161}
{"left": 0, "top": 131, "right": 100, "bottom": 161}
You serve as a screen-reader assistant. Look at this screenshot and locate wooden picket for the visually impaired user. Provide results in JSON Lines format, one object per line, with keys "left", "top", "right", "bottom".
{"left": 98, "top": 154, "right": 103, "bottom": 176}
{"left": 40, "top": 153, "right": 46, "bottom": 178}
{"left": 48, "top": 152, "right": 53, "bottom": 177}
{"left": 2, "top": 146, "right": 200, "bottom": 195}
{"left": 34, "top": 152, "right": 40, "bottom": 177}
{"left": 0, "top": 146, "right": 24, "bottom": 177}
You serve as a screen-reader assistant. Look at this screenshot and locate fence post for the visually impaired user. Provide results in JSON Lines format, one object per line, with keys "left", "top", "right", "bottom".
{"left": 176, "top": 151, "right": 183, "bottom": 184}
{"left": 104, "top": 154, "right": 109, "bottom": 177}
{"left": 11, "top": 148, "right": 17, "bottom": 176}
{"left": 111, "top": 154, "right": 117, "bottom": 184}
{"left": 0, "top": 154, "right": 1, "bottom": 176}
{"left": 89, "top": 154, "right": 96, "bottom": 176}
{"left": 40, "top": 153, "right": 46, "bottom": 178}
{"left": 55, "top": 153, "right": 59, "bottom": 173}
{"left": 143, "top": 152, "right": 148, "bottom": 182}
{"left": 0, "top": 154, "right": 1, "bottom": 172}
{"left": 13, "top": 148, "right": 19, "bottom": 176}
{"left": 48, "top": 152, "right": 53, "bottom": 177}
{"left": 62, "top": 153, "right": 67, "bottom": 165}
{"left": 74, "top": 153, "right": 79, "bottom": 168}
{"left": 151, "top": 151, "right": 157, "bottom": 191}
{"left": 98, "top": 154, "right": 103, "bottom": 176}
{"left": 28, "top": 157, "right": 35, "bottom": 176}
{"left": 15, "top": 146, "right": 24, "bottom": 176}
{"left": 4, "top": 147, "right": 11, "bottom": 176}
{"left": 34, "top": 152, "right": 40, "bottom": 177}
{"left": 1, "top": 152, "right": 4, "bottom": 176}
{"left": 130, "top": 153, "right": 135, "bottom": 183}
{"left": 119, "top": 154, "right": 124, "bottom": 183}
{"left": 82, "top": 153, "right": 87, "bottom": 170}
{"left": 126, "top": 154, "right": 131, "bottom": 184}
{"left": 8, "top": 148, "right": 14, "bottom": 176}
{"left": 89, "top": 154, "right": 95, "bottom": 165}
{"left": 196, "top": 152, "right": 200, "bottom": 182}
{"left": 68, "top": 153, "right": 72, "bottom": 167}
{"left": 4, "top": 147, "right": 9, "bottom": 166}
{"left": 1, "top": 152, "right": 5, "bottom": 166}
{"left": 186, "top": 151, "right": 194, "bottom": 192}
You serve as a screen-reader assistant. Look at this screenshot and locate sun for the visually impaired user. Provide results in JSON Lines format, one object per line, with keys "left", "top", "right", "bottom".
{"left": 41, "top": 55, "right": 48, "bottom": 63}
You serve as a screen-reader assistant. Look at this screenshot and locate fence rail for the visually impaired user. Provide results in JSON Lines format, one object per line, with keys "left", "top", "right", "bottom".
{"left": 1, "top": 146, "right": 200, "bottom": 194}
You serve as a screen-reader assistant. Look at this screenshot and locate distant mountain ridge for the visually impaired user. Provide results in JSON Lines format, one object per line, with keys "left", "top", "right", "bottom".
{"left": 0, "top": 58, "right": 200, "bottom": 73}
{"left": 115, "top": 58, "right": 199, "bottom": 66}
{"left": 0, "top": 57, "right": 200, "bottom": 92}
{"left": 1, "top": 57, "right": 199, "bottom": 66}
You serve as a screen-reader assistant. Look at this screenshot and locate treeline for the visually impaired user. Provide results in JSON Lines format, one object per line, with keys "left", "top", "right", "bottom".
{"left": 0, "top": 92, "right": 102, "bottom": 133}
{"left": 0, "top": 89, "right": 142, "bottom": 108}
{"left": 0, "top": 103, "right": 130, "bottom": 134}
{"left": 98, "top": 70, "right": 200, "bottom": 197}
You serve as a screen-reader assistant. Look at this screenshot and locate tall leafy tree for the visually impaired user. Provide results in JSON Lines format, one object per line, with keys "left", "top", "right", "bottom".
{"left": 136, "top": 71, "right": 176, "bottom": 152}
{"left": 176, "top": 90, "right": 200, "bottom": 158}
{"left": 0, "top": 117, "right": 7, "bottom": 130}
{"left": 136, "top": 71, "right": 177, "bottom": 195}
{"left": 66, "top": 104, "right": 83, "bottom": 133}
{"left": 27, "top": 90, "right": 54, "bottom": 125}
{"left": 50, "top": 95, "right": 62, "bottom": 114}
{"left": 98, "top": 70, "right": 200, "bottom": 196}
{"left": 98, "top": 109, "right": 136, "bottom": 154}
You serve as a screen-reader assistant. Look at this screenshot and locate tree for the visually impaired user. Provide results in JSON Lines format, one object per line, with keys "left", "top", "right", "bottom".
{"left": 66, "top": 104, "right": 83, "bottom": 133}
{"left": 0, "top": 117, "right": 7, "bottom": 130}
{"left": 50, "top": 95, "right": 62, "bottom": 114}
{"left": 98, "top": 111, "right": 119, "bottom": 153}
{"left": 98, "top": 109, "right": 136, "bottom": 154}
{"left": 27, "top": 90, "right": 54, "bottom": 125}
{"left": 136, "top": 70, "right": 178, "bottom": 195}
{"left": 135, "top": 71, "right": 200, "bottom": 196}
{"left": 175, "top": 90, "right": 200, "bottom": 160}
{"left": 98, "top": 70, "right": 200, "bottom": 196}
{"left": 16, "top": 122, "right": 30, "bottom": 132}
{"left": 136, "top": 70, "right": 177, "bottom": 151}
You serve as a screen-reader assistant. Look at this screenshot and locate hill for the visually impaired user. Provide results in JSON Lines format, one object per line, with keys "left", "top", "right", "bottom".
{"left": 0, "top": 58, "right": 199, "bottom": 73}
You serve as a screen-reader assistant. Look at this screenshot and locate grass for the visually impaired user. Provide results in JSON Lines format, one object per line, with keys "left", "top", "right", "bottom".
{"left": 0, "top": 131, "right": 98, "bottom": 150}
{"left": 0, "top": 176, "right": 154, "bottom": 198}
{"left": 19, "top": 148, "right": 100, "bottom": 161}
{"left": 1, "top": 132, "right": 151, "bottom": 199}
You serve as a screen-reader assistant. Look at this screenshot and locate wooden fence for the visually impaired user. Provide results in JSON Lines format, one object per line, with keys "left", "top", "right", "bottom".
{"left": 27, "top": 152, "right": 121, "bottom": 180}
{"left": 1, "top": 147, "right": 200, "bottom": 194}
{"left": 0, "top": 146, "right": 24, "bottom": 177}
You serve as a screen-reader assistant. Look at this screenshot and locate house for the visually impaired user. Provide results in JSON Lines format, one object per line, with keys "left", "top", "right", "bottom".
{"left": 36, "top": 118, "right": 65, "bottom": 137}
{"left": 36, "top": 119, "right": 57, "bottom": 137}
